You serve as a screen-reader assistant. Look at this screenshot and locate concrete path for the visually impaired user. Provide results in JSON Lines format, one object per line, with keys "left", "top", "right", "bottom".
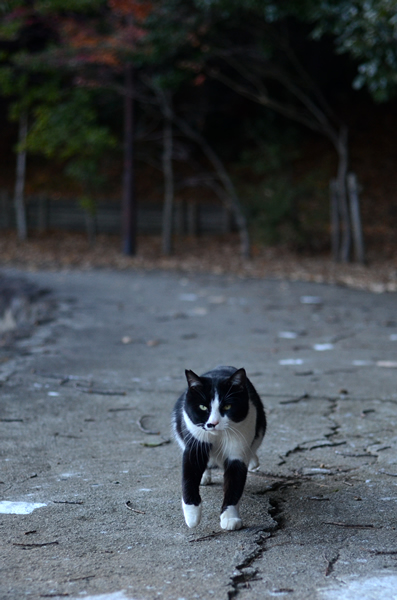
{"left": 1, "top": 267, "right": 397, "bottom": 600}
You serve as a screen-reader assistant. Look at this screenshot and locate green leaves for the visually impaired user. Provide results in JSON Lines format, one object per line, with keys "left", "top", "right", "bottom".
{"left": 27, "top": 89, "right": 115, "bottom": 161}
{"left": 25, "top": 88, "right": 115, "bottom": 195}
{"left": 308, "top": 0, "right": 397, "bottom": 101}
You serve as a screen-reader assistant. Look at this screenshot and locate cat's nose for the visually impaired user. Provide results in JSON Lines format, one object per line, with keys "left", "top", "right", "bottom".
{"left": 207, "top": 421, "right": 219, "bottom": 428}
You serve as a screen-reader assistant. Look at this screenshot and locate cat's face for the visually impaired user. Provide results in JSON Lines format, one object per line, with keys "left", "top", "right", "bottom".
{"left": 184, "top": 368, "right": 249, "bottom": 433}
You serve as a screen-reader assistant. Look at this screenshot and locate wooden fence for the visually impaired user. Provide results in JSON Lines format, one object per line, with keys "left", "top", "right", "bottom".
{"left": 0, "top": 191, "right": 235, "bottom": 235}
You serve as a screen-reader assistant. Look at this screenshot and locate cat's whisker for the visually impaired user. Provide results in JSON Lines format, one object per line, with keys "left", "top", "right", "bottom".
{"left": 227, "top": 423, "right": 256, "bottom": 459}
{"left": 227, "top": 422, "right": 250, "bottom": 445}
{"left": 224, "top": 383, "right": 234, "bottom": 398}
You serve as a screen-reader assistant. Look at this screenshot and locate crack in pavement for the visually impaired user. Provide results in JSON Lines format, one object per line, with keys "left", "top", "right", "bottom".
{"left": 228, "top": 499, "right": 285, "bottom": 599}
{"left": 324, "top": 552, "right": 340, "bottom": 577}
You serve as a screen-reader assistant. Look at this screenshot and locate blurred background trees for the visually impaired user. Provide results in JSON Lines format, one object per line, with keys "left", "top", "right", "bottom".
{"left": 0, "top": 0, "right": 397, "bottom": 262}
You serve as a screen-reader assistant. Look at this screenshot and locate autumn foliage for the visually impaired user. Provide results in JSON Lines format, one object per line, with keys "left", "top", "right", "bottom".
{"left": 109, "top": 0, "right": 153, "bottom": 20}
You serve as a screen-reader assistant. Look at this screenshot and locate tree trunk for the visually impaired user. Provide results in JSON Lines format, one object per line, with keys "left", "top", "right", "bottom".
{"left": 336, "top": 126, "right": 351, "bottom": 262}
{"left": 14, "top": 111, "right": 28, "bottom": 241}
{"left": 122, "top": 63, "right": 137, "bottom": 255}
{"left": 329, "top": 179, "right": 340, "bottom": 262}
{"left": 347, "top": 172, "right": 365, "bottom": 264}
{"left": 161, "top": 94, "right": 174, "bottom": 255}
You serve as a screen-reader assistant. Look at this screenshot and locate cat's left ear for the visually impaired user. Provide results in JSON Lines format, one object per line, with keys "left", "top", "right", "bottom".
{"left": 229, "top": 368, "right": 246, "bottom": 387}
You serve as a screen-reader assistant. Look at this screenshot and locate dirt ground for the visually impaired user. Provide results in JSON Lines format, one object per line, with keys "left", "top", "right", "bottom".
{"left": 1, "top": 230, "right": 397, "bottom": 293}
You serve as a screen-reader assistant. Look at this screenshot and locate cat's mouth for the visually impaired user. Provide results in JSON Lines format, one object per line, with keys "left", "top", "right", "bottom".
{"left": 204, "top": 426, "right": 220, "bottom": 433}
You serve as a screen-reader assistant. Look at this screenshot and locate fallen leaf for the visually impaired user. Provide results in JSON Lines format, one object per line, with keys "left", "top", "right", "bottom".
{"left": 140, "top": 439, "right": 170, "bottom": 447}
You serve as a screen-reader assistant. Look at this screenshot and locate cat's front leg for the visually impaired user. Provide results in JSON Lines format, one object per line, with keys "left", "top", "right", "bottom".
{"left": 182, "top": 499, "right": 202, "bottom": 528}
{"left": 221, "top": 458, "right": 248, "bottom": 531}
{"left": 181, "top": 442, "right": 210, "bottom": 528}
{"left": 221, "top": 505, "right": 241, "bottom": 530}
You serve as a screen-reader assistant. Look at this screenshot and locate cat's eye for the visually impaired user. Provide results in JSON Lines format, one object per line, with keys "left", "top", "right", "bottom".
{"left": 223, "top": 404, "right": 231, "bottom": 411}
{"left": 199, "top": 404, "right": 208, "bottom": 411}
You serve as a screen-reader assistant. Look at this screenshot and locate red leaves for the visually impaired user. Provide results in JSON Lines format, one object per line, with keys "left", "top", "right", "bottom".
{"left": 59, "top": 19, "right": 120, "bottom": 66}
{"left": 108, "top": 0, "right": 153, "bottom": 21}
{"left": 193, "top": 74, "right": 206, "bottom": 86}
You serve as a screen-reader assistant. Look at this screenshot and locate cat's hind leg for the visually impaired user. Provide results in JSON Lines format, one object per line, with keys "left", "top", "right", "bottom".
{"left": 248, "top": 432, "right": 264, "bottom": 471}
{"left": 200, "top": 468, "right": 212, "bottom": 485}
{"left": 248, "top": 454, "right": 259, "bottom": 471}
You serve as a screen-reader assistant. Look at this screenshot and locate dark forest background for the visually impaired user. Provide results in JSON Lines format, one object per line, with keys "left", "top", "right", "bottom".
{"left": 1, "top": 0, "right": 397, "bottom": 263}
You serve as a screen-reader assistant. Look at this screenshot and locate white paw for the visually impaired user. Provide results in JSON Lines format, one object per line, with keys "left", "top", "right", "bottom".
{"left": 220, "top": 506, "right": 242, "bottom": 531}
{"left": 182, "top": 500, "right": 202, "bottom": 528}
{"left": 200, "top": 469, "right": 212, "bottom": 486}
{"left": 248, "top": 455, "right": 259, "bottom": 471}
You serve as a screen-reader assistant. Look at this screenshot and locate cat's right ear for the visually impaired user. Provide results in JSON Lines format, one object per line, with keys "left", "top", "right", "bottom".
{"left": 229, "top": 368, "right": 247, "bottom": 387}
{"left": 185, "top": 369, "right": 203, "bottom": 388}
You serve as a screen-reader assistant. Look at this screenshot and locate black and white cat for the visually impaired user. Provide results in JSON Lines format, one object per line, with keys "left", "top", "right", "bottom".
{"left": 172, "top": 365, "right": 266, "bottom": 531}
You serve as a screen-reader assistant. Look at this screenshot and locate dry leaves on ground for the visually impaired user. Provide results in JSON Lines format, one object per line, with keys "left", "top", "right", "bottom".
{"left": 1, "top": 231, "right": 397, "bottom": 293}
